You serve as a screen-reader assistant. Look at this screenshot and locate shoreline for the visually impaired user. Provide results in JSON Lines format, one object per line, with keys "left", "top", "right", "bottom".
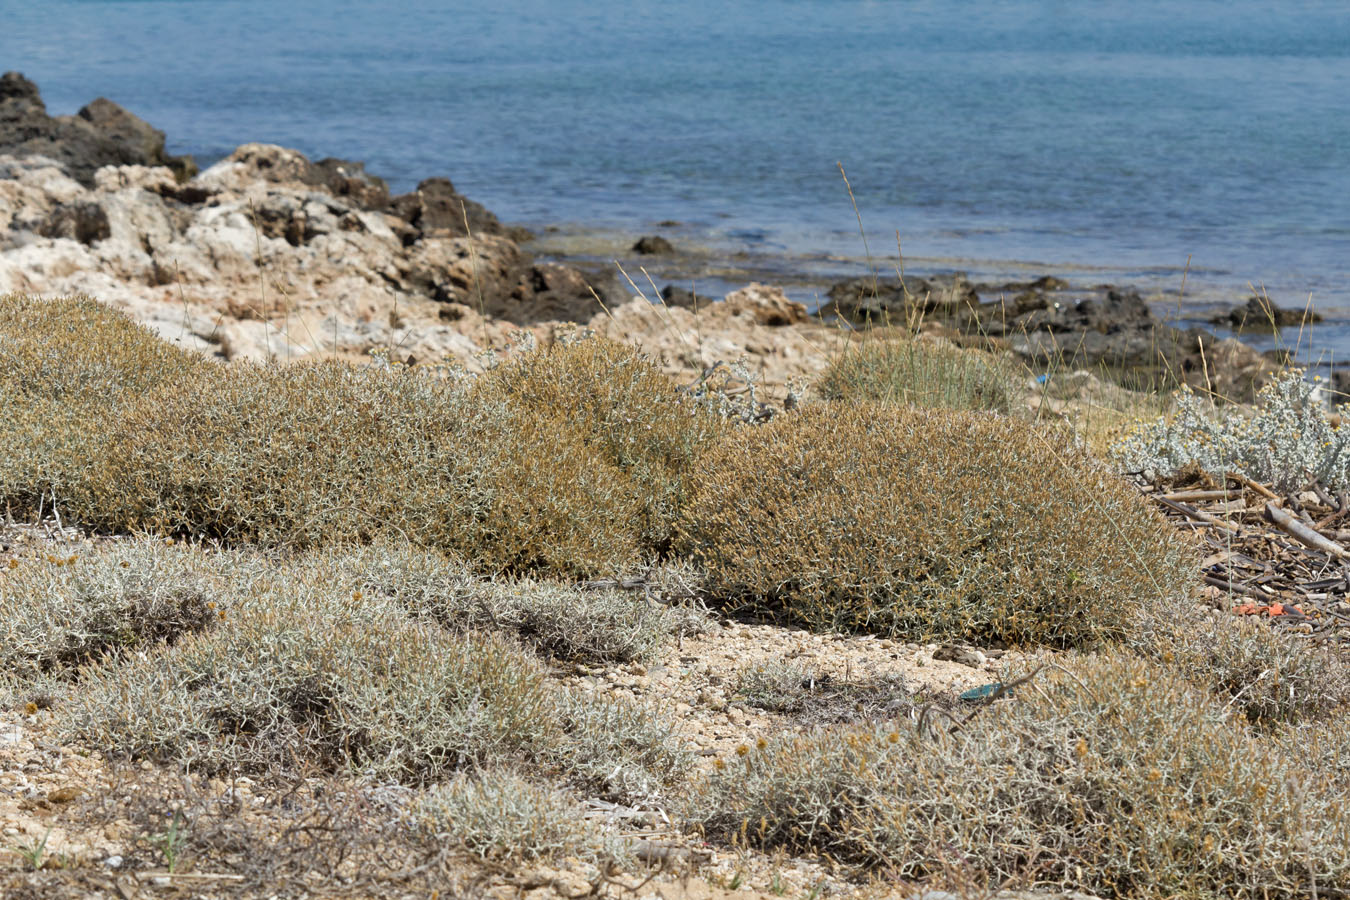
{"left": 522, "top": 220, "right": 1346, "bottom": 370}
{"left": 1, "top": 69, "right": 1340, "bottom": 405}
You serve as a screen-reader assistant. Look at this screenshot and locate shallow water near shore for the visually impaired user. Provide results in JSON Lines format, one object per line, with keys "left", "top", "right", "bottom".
{"left": 5, "top": 0, "right": 1350, "bottom": 360}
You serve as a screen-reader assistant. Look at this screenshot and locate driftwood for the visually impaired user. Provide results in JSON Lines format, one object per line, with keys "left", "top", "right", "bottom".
{"left": 1264, "top": 503, "right": 1350, "bottom": 559}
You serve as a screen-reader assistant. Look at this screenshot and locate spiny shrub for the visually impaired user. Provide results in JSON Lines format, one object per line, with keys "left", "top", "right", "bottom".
{"left": 816, "top": 337, "right": 1024, "bottom": 415}
{"left": 0, "top": 293, "right": 206, "bottom": 516}
{"left": 472, "top": 336, "right": 727, "bottom": 549}
{"left": 675, "top": 403, "right": 1195, "bottom": 646}
{"left": 62, "top": 358, "right": 645, "bottom": 577}
{"left": 1113, "top": 370, "right": 1346, "bottom": 492}
{"left": 1129, "top": 595, "right": 1350, "bottom": 727}
{"left": 0, "top": 538, "right": 250, "bottom": 682}
{"left": 314, "top": 542, "right": 710, "bottom": 663}
{"left": 551, "top": 689, "right": 689, "bottom": 804}
{"left": 60, "top": 566, "right": 689, "bottom": 798}
{"left": 62, "top": 589, "right": 556, "bottom": 781}
{"left": 413, "top": 769, "right": 611, "bottom": 862}
{"left": 692, "top": 653, "right": 1350, "bottom": 898}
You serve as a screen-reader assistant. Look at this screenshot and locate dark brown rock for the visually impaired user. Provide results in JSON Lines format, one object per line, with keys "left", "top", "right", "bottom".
{"left": 305, "top": 157, "right": 390, "bottom": 210}
{"left": 37, "top": 202, "right": 111, "bottom": 244}
{"left": 633, "top": 234, "right": 674, "bottom": 255}
{"left": 1209, "top": 295, "right": 1322, "bottom": 331}
{"left": 0, "top": 71, "right": 196, "bottom": 184}
{"left": 388, "top": 176, "right": 505, "bottom": 239}
{"left": 825, "top": 273, "right": 978, "bottom": 324}
{"left": 660, "top": 284, "right": 713, "bottom": 309}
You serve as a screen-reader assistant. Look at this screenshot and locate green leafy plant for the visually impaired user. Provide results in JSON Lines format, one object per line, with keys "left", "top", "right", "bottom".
{"left": 148, "top": 809, "right": 188, "bottom": 873}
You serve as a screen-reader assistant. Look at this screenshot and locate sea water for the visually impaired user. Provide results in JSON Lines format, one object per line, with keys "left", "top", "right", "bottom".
{"left": 3, "top": 0, "right": 1349, "bottom": 356}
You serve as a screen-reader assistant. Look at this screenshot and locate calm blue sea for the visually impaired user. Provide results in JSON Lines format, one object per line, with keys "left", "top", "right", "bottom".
{"left": 4, "top": 1, "right": 1350, "bottom": 354}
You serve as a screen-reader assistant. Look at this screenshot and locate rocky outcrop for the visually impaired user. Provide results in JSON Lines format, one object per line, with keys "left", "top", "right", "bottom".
{"left": 0, "top": 71, "right": 196, "bottom": 184}
{"left": 825, "top": 273, "right": 978, "bottom": 323}
{"left": 1210, "top": 295, "right": 1322, "bottom": 332}
{"left": 0, "top": 77, "right": 627, "bottom": 363}
{"left": 589, "top": 286, "right": 832, "bottom": 391}
{"left": 0, "top": 79, "right": 829, "bottom": 389}
{"left": 825, "top": 274, "right": 1280, "bottom": 402}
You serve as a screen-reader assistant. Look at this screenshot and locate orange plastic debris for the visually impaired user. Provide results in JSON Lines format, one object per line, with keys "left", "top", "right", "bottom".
{"left": 1231, "top": 602, "right": 1304, "bottom": 617}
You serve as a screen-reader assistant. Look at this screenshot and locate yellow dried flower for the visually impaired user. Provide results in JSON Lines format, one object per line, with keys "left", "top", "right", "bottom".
{"left": 713, "top": 758, "right": 725, "bottom": 770}
{"left": 735, "top": 744, "right": 750, "bottom": 757}
{"left": 755, "top": 737, "right": 767, "bottom": 750}
{"left": 6, "top": 559, "right": 16, "bottom": 570}
{"left": 24, "top": 702, "right": 38, "bottom": 715}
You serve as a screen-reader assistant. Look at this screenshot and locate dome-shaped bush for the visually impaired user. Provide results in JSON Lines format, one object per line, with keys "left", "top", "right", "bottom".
{"left": 675, "top": 403, "right": 1195, "bottom": 647}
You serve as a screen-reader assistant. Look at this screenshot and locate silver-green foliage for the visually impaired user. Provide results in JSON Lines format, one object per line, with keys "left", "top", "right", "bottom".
{"left": 1128, "top": 592, "right": 1350, "bottom": 727}
{"left": 315, "top": 542, "right": 711, "bottom": 663}
{"left": 54, "top": 553, "right": 691, "bottom": 798}
{"left": 0, "top": 539, "right": 253, "bottom": 681}
{"left": 414, "top": 769, "right": 618, "bottom": 863}
{"left": 1113, "top": 371, "right": 1350, "bottom": 491}
{"left": 692, "top": 653, "right": 1350, "bottom": 897}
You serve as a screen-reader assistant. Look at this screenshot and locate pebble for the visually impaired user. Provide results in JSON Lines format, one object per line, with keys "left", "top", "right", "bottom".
{"left": 103, "top": 854, "right": 123, "bottom": 868}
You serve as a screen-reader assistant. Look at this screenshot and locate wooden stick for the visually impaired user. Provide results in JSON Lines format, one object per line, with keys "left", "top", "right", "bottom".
{"left": 1203, "top": 574, "right": 1271, "bottom": 600}
{"left": 1227, "top": 472, "right": 1280, "bottom": 500}
{"left": 1153, "top": 496, "right": 1241, "bottom": 532}
{"left": 1264, "top": 503, "right": 1350, "bottom": 559}
{"left": 1161, "top": 489, "right": 1242, "bottom": 502}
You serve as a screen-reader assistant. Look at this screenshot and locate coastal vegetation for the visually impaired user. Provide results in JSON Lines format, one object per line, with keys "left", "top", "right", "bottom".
{"left": 3, "top": 290, "right": 1349, "bottom": 900}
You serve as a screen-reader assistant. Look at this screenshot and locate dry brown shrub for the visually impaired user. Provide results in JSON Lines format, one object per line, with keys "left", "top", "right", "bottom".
{"left": 0, "top": 293, "right": 207, "bottom": 517}
{"left": 675, "top": 402, "right": 1195, "bottom": 647}
{"left": 692, "top": 652, "right": 1350, "bottom": 898}
{"left": 472, "top": 336, "right": 727, "bottom": 550}
{"left": 58, "top": 358, "right": 644, "bottom": 577}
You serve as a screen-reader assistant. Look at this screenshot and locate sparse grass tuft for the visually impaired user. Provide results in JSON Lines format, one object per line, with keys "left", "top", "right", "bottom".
{"left": 816, "top": 336, "right": 1024, "bottom": 415}
{"left": 693, "top": 652, "right": 1350, "bottom": 898}
{"left": 676, "top": 402, "right": 1195, "bottom": 647}
{"left": 733, "top": 660, "right": 920, "bottom": 726}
